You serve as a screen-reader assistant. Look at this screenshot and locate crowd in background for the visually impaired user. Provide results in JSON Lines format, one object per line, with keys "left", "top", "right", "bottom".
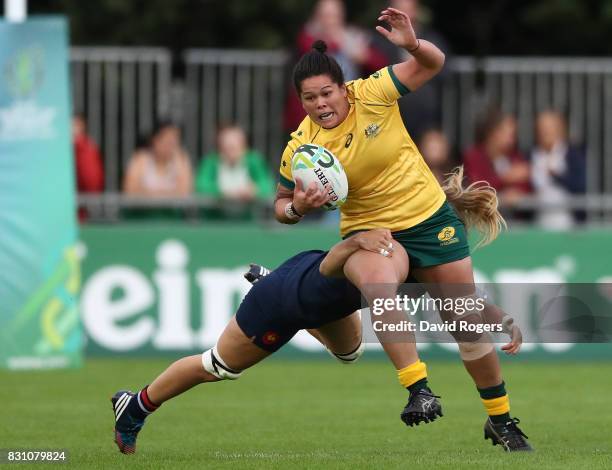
{"left": 73, "top": 0, "right": 587, "bottom": 229}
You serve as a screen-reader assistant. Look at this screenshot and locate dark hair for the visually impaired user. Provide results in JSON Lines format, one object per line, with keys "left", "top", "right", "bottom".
{"left": 293, "top": 40, "right": 345, "bottom": 94}
{"left": 151, "top": 120, "right": 179, "bottom": 139}
{"left": 474, "top": 106, "right": 509, "bottom": 145}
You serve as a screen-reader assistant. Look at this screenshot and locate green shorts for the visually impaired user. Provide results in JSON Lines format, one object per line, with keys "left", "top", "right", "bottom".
{"left": 345, "top": 201, "right": 470, "bottom": 268}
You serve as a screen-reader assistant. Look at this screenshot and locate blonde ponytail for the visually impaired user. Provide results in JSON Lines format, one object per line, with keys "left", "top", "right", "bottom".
{"left": 442, "top": 166, "right": 507, "bottom": 249}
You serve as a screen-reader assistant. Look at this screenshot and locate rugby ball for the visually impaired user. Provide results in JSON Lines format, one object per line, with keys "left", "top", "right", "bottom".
{"left": 291, "top": 144, "right": 348, "bottom": 210}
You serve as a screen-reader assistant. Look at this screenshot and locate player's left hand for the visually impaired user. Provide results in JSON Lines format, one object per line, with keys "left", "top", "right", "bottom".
{"left": 501, "top": 323, "right": 522, "bottom": 355}
{"left": 376, "top": 7, "right": 418, "bottom": 51}
{"left": 355, "top": 228, "right": 394, "bottom": 257}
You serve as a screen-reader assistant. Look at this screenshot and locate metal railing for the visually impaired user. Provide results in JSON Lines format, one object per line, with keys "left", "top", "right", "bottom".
{"left": 183, "top": 48, "right": 288, "bottom": 166}
{"left": 441, "top": 57, "right": 612, "bottom": 195}
{"left": 78, "top": 194, "right": 274, "bottom": 223}
{"left": 77, "top": 193, "right": 612, "bottom": 225}
{"left": 69, "top": 49, "right": 612, "bottom": 223}
{"left": 70, "top": 47, "right": 172, "bottom": 192}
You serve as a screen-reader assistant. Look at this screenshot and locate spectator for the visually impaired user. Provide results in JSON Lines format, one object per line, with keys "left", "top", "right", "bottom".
{"left": 419, "top": 129, "right": 452, "bottom": 184}
{"left": 372, "top": 0, "right": 451, "bottom": 141}
{"left": 196, "top": 125, "right": 274, "bottom": 204}
{"left": 123, "top": 121, "right": 193, "bottom": 198}
{"left": 531, "top": 110, "right": 586, "bottom": 229}
{"left": 73, "top": 114, "right": 104, "bottom": 193}
{"left": 285, "top": 0, "right": 388, "bottom": 131}
{"left": 463, "top": 108, "right": 531, "bottom": 208}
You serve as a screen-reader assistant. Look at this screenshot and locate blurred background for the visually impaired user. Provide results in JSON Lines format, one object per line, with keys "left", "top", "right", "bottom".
{"left": 19, "top": 0, "right": 612, "bottom": 226}
{"left": 2, "top": 0, "right": 612, "bottom": 364}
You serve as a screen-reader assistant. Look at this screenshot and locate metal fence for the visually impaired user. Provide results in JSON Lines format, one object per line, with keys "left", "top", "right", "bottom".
{"left": 182, "top": 48, "right": 288, "bottom": 166}
{"left": 69, "top": 48, "right": 612, "bottom": 221}
{"left": 70, "top": 47, "right": 172, "bottom": 192}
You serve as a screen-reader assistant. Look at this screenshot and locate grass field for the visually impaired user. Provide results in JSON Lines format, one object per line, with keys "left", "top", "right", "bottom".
{"left": 2, "top": 358, "right": 611, "bottom": 469}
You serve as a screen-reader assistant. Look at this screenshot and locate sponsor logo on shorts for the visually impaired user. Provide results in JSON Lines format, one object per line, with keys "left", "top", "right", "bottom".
{"left": 437, "top": 226, "right": 459, "bottom": 246}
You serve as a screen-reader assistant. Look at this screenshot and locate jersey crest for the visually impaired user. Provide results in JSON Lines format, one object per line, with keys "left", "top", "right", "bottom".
{"left": 364, "top": 123, "right": 381, "bottom": 139}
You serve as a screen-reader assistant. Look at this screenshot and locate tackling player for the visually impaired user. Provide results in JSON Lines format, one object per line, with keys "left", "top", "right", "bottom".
{"left": 111, "top": 230, "right": 444, "bottom": 455}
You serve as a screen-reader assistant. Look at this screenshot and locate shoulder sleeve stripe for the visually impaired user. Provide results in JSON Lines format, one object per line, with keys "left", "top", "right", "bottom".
{"left": 279, "top": 174, "right": 295, "bottom": 190}
{"left": 387, "top": 65, "right": 410, "bottom": 96}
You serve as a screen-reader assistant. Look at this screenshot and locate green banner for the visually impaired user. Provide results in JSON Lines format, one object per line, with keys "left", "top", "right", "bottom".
{"left": 0, "top": 17, "right": 80, "bottom": 370}
{"left": 80, "top": 225, "right": 612, "bottom": 359}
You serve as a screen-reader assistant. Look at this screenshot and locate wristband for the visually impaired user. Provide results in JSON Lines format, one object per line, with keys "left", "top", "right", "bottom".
{"left": 407, "top": 39, "right": 420, "bottom": 53}
{"left": 285, "top": 202, "right": 303, "bottom": 221}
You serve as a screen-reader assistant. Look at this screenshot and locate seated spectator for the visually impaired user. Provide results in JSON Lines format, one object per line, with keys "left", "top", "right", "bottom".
{"left": 196, "top": 125, "right": 274, "bottom": 209}
{"left": 123, "top": 121, "right": 193, "bottom": 198}
{"left": 531, "top": 110, "right": 586, "bottom": 229}
{"left": 419, "top": 129, "right": 452, "bottom": 184}
{"left": 463, "top": 108, "right": 531, "bottom": 208}
{"left": 73, "top": 114, "right": 104, "bottom": 193}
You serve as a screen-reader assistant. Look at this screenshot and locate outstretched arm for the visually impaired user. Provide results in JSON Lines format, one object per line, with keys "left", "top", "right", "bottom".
{"left": 376, "top": 7, "right": 445, "bottom": 91}
{"left": 320, "top": 229, "right": 394, "bottom": 278}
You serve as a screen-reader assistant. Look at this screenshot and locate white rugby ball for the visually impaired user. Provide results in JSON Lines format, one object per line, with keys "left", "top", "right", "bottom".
{"left": 291, "top": 144, "right": 348, "bottom": 210}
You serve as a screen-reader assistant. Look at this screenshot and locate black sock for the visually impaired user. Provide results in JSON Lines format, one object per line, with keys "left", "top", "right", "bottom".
{"left": 407, "top": 378, "right": 429, "bottom": 394}
{"left": 490, "top": 412, "right": 511, "bottom": 424}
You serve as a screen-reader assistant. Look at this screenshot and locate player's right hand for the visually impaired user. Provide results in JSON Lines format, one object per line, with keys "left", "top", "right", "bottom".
{"left": 355, "top": 229, "right": 394, "bottom": 257}
{"left": 501, "top": 323, "right": 523, "bottom": 355}
{"left": 292, "top": 178, "right": 330, "bottom": 214}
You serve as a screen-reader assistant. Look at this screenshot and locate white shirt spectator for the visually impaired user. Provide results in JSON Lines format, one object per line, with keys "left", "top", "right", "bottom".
{"left": 531, "top": 143, "right": 573, "bottom": 230}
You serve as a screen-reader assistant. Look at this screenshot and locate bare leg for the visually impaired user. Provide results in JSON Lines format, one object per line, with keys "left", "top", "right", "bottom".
{"left": 312, "top": 311, "right": 361, "bottom": 355}
{"left": 412, "top": 258, "right": 504, "bottom": 386}
{"left": 147, "top": 317, "right": 270, "bottom": 404}
{"left": 343, "top": 242, "right": 418, "bottom": 369}
{"left": 461, "top": 350, "right": 503, "bottom": 388}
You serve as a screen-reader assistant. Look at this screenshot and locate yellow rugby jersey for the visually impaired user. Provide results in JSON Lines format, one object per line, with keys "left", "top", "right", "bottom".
{"left": 279, "top": 66, "right": 446, "bottom": 237}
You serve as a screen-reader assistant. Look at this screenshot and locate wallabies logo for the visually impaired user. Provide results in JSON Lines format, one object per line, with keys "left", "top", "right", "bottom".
{"left": 437, "top": 226, "right": 455, "bottom": 241}
{"left": 437, "top": 226, "right": 459, "bottom": 246}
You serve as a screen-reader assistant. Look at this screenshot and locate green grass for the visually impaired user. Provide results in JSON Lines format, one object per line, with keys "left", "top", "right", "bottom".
{"left": 2, "top": 358, "right": 611, "bottom": 469}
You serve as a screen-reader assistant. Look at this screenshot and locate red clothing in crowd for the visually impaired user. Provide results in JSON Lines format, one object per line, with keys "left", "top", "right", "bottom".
{"left": 463, "top": 145, "right": 531, "bottom": 193}
{"left": 295, "top": 29, "right": 388, "bottom": 70}
{"left": 74, "top": 134, "right": 104, "bottom": 193}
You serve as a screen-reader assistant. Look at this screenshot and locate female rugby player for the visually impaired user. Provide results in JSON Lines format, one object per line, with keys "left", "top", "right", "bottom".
{"left": 274, "top": 7, "right": 531, "bottom": 451}
{"left": 111, "top": 230, "right": 445, "bottom": 454}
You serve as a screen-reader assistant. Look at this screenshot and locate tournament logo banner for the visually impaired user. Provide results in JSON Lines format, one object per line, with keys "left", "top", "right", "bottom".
{"left": 0, "top": 17, "right": 81, "bottom": 369}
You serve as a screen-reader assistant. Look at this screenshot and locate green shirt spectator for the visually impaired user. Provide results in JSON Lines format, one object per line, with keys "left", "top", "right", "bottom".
{"left": 195, "top": 125, "right": 274, "bottom": 219}
{"left": 196, "top": 150, "right": 274, "bottom": 199}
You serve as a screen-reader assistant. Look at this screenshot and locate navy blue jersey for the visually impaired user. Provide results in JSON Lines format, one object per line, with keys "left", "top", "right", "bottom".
{"left": 235, "top": 250, "right": 362, "bottom": 351}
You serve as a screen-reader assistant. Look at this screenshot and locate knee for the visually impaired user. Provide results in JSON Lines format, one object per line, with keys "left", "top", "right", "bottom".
{"left": 199, "top": 369, "right": 222, "bottom": 383}
{"left": 201, "top": 346, "right": 244, "bottom": 381}
{"left": 363, "top": 267, "right": 400, "bottom": 285}
{"left": 359, "top": 270, "right": 400, "bottom": 300}
{"left": 328, "top": 341, "right": 364, "bottom": 365}
{"left": 457, "top": 335, "right": 494, "bottom": 361}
